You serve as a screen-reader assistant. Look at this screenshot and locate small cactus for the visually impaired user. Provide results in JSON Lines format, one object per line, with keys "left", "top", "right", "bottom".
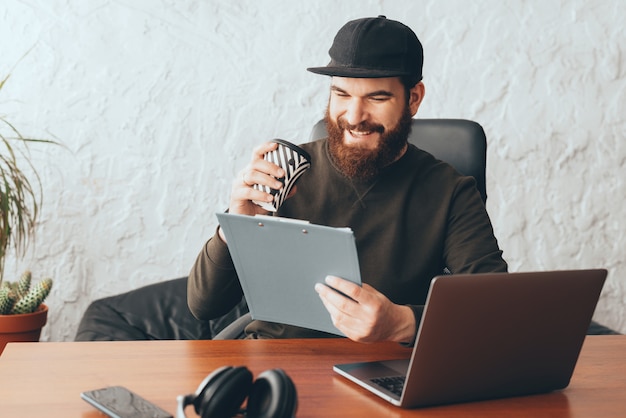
{"left": 0, "top": 285, "right": 15, "bottom": 315}
{"left": 0, "top": 271, "right": 52, "bottom": 315}
{"left": 16, "top": 271, "right": 32, "bottom": 298}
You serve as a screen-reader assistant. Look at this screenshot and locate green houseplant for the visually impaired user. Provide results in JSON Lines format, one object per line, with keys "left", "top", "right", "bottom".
{"left": 0, "top": 72, "right": 55, "bottom": 353}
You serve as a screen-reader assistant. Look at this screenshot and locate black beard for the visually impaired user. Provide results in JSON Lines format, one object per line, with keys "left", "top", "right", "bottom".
{"left": 325, "top": 106, "right": 413, "bottom": 181}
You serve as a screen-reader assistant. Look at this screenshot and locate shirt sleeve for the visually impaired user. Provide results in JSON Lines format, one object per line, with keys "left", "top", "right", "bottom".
{"left": 443, "top": 176, "right": 508, "bottom": 274}
{"left": 187, "top": 227, "right": 245, "bottom": 320}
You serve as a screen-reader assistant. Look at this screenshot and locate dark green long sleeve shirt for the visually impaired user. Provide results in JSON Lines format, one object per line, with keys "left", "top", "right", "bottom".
{"left": 188, "top": 138, "right": 508, "bottom": 339}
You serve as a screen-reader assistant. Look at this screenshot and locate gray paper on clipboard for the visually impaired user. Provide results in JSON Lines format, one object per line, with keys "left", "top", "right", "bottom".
{"left": 216, "top": 212, "right": 362, "bottom": 336}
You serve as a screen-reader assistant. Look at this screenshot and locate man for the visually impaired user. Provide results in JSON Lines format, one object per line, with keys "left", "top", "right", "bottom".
{"left": 187, "top": 16, "right": 508, "bottom": 345}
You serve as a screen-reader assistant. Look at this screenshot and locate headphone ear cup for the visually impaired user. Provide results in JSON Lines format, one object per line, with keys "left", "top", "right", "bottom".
{"left": 246, "top": 369, "right": 297, "bottom": 418}
{"left": 197, "top": 366, "right": 253, "bottom": 418}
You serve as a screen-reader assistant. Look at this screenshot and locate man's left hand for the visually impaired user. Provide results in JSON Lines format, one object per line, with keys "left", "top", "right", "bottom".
{"left": 315, "top": 275, "right": 416, "bottom": 344}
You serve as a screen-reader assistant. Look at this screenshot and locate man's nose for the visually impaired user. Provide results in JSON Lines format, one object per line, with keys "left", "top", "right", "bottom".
{"left": 344, "top": 99, "right": 368, "bottom": 126}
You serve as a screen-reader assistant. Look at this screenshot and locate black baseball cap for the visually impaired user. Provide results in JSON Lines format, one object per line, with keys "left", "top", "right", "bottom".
{"left": 307, "top": 15, "right": 423, "bottom": 80}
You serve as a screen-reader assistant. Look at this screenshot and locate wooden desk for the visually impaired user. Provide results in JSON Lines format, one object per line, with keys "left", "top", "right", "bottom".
{"left": 0, "top": 336, "right": 624, "bottom": 417}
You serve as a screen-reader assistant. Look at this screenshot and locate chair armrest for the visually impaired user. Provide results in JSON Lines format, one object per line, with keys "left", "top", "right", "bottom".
{"left": 213, "top": 312, "right": 252, "bottom": 340}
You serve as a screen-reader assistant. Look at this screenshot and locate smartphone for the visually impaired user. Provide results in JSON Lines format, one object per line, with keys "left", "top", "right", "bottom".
{"left": 80, "top": 385, "right": 173, "bottom": 418}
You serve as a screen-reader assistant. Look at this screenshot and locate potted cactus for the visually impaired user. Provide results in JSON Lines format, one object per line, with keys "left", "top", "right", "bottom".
{"left": 0, "top": 271, "right": 52, "bottom": 353}
{"left": 0, "top": 271, "right": 52, "bottom": 315}
{"left": 0, "top": 71, "right": 55, "bottom": 354}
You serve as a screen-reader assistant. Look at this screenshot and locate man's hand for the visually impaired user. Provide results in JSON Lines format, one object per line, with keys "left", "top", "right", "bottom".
{"left": 231, "top": 142, "right": 285, "bottom": 216}
{"left": 315, "top": 275, "right": 416, "bottom": 344}
{"left": 218, "top": 142, "right": 293, "bottom": 243}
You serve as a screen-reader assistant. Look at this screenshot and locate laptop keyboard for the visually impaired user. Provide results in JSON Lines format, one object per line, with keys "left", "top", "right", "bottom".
{"left": 371, "top": 375, "right": 406, "bottom": 397}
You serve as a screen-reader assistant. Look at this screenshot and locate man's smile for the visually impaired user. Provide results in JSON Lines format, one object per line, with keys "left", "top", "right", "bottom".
{"left": 348, "top": 128, "right": 374, "bottom": 137}
{"left": 343, "top": 128, "right": 380, "bottom": 149}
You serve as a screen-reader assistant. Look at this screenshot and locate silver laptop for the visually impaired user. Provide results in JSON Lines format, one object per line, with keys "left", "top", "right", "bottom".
{"left": 334, "top": 269, "right": 607, "bottom": 408}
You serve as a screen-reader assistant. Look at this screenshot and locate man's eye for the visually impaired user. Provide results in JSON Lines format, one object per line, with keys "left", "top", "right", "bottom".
{"left": 370, "top": 96, "right": 389, "bottom": 102}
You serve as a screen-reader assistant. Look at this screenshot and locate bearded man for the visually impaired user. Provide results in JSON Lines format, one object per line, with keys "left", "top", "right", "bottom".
{"left": 187, "top": 16, "right": 508, "bottom": 345}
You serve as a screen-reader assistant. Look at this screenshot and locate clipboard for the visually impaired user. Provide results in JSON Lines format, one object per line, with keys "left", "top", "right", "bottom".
{"left": 216, "top": 212, "right": 362, "bottom": 336}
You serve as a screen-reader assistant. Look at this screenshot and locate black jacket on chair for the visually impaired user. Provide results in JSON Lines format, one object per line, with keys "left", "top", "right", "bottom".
{"left": 75, "top": 277, "right": 248, "bottom": 341}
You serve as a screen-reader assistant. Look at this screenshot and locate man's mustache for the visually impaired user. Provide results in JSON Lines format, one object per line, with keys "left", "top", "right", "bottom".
{"left": 337, "top": 118, "right": 385, "bottom": 134}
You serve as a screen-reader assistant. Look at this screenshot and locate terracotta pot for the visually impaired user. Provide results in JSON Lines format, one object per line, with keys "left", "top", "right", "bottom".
{"left": 0, "top": 304, "right": 48, "bottom": 355}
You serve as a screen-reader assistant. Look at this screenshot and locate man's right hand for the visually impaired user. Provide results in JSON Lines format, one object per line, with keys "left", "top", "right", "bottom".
{"left": 218, "top": 142, "right": 286, "bottom": 243}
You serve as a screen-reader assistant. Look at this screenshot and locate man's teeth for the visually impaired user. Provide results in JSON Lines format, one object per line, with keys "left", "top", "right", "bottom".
{"left": 349, "top": 130, "right": 372, "bottom": 136}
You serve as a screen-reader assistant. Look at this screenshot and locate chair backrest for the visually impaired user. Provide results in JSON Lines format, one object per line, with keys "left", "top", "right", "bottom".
{"left": 308, "top": 119, "right": 488, "bottom": 203}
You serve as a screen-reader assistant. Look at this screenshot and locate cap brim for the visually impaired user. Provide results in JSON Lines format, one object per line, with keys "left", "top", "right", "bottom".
{"left": 307, "top": 66, "right": 412, "bottom": 78}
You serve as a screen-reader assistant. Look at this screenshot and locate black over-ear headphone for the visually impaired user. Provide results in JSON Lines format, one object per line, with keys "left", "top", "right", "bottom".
{"left": 176, "top": 366, "right": 297, "bottom": 418}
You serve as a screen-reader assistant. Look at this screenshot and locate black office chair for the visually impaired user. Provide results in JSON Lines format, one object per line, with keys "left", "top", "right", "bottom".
{"left": 212, "top": 118, "right": 488, "bottom": 339}
{"left": 76, "top": 119, "right": 620, "bottom": 341}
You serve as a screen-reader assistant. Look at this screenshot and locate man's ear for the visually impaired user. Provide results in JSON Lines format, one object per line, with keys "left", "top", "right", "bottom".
{"left": 409, "top": 82, "right": 425, "bottom": 116}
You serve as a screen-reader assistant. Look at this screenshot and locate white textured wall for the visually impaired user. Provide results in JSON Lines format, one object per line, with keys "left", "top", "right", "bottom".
{"left": 1, "top": 0, "right": 624, "bottom": 341}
